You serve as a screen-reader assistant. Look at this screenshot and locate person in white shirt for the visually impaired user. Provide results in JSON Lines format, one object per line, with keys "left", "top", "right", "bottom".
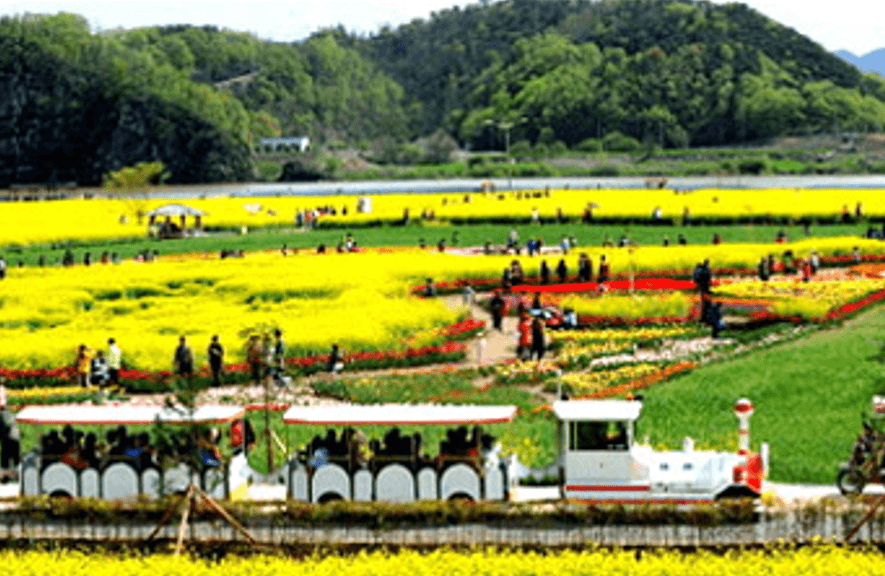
{"left": 107, "top": 338, "right": 122, "bottom": 387}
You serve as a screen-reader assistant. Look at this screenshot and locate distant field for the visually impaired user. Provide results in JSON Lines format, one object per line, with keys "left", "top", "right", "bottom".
{"left": 0, "top": 221, "right": 872, "bottom": 267}
{"left": 0, "top": 187, "right": 882, "bottom": 249}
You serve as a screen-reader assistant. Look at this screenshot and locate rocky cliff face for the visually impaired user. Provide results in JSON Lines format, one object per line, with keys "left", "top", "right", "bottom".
{"left": 0, "top": 35, "right": 250, "bottom": 187}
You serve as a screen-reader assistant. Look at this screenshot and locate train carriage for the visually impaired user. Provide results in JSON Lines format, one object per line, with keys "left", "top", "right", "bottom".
{"left": 281, "top": 403, "right": 518, "bottom": 503}
{"left": 15, "top": 404, "right": 249, "bottom": 500}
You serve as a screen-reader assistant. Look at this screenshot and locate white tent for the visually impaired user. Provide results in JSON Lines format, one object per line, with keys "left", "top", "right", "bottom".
{"left": 145, "top": 204, "right": 206, "bottom": 218}
{"left": 16, "top": 404, "right": 245, "bottom": 426}
{"left": 283, "top": 403, "right": 517, "bottom": 426}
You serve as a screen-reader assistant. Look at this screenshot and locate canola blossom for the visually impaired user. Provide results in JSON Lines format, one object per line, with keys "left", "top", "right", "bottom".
{"left": 716, "top": 277, "right": 885, "bottom": 318}
{"left": 0, "top": 252, "right": 460, "bottom": 370}
{"left": 1, "top": 187, "right": 884, "bottom": 246}
{"left": 1, "top": 239, "right": 883, "bottom": 371}
{"left": 551, "top": 326, "right": 699, "bottom": 343}
{"left": 552, "top": 363, "right": 663, "bottom": 394}
{"left": 0, "top": 546, "right": 882, "bottom": 576}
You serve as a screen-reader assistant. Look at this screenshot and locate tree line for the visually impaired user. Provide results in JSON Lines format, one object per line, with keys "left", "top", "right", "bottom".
{"left": 4, "top": 1, "right": 885, "bottom": 186}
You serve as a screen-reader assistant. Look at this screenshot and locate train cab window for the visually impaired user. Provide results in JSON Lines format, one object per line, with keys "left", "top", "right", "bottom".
{"left": 569, "top": 421, "right": 629, "bottom": 451}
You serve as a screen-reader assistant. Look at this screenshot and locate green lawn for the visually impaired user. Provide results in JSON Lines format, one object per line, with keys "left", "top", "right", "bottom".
{"left": 641, "top": 307, "right": 885, "bottom": 484}
{"left": 1, "top": 221, "right": 868, "bottom": 267}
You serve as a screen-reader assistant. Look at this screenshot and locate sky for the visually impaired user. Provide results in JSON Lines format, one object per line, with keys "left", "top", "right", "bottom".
{"left": 2, "top": 0, "right": 884, "bottom": 56}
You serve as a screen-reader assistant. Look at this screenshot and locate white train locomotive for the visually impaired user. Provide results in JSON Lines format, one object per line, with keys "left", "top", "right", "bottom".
{"left": 13, "top": 398, "right": 766, "bottom": 503}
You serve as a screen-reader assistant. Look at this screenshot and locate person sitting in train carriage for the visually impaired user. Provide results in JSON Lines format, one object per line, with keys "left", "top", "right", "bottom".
{"left": 39, "top": 431, "right": 64, "bottom": 470}
{"left": 107, "top": 426, "right": 128, "bottom": 458}
{"left": 196, "top": 428, "right": 222, "bottom": 470}
{"left": 80, "top": 432, "right": 100, "bottom": 470}
{"left": 61, "top": 430, "right": 89, "bottom": 471}
{"left": 347, "top": 429, "right": 371, "bottom": 470}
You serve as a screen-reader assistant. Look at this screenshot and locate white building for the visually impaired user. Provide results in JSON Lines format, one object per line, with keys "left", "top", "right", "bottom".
{"left": 260, "top": 136, "right": 310, "bottom": 152}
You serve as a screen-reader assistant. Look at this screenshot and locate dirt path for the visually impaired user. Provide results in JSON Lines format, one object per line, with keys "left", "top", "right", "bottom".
{"left": 440, "top": 294, "right": 518, "bottom": 366}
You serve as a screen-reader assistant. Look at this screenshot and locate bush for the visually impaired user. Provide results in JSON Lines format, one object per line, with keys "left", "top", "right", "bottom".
{"left": 602, "top": 131, "right": 643, "bottom": 152}
{"left": 577, "top": 138, "right": 604, "bottom": 152}
{"left": 738, "top": 157, "right": 770, "bottom": 175}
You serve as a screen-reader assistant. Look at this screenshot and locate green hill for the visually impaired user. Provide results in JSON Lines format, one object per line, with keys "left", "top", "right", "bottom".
{"left": 362, "top": 0, "right": 885, "bottom": 148}
{"left": 0, "top": 14, "right": 254, "bottom": 187}
{"left": 6, "top": 1, "right": 885, "bottom": 186}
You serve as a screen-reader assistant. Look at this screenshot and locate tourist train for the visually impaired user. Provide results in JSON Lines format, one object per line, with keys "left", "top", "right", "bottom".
{"left": 12, "top": 398, "right": 767, "bottom": 504}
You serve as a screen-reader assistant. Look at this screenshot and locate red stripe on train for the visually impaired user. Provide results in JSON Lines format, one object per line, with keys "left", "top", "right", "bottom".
{"left": 565, "top": 485, "right": 651, "bottom": 492}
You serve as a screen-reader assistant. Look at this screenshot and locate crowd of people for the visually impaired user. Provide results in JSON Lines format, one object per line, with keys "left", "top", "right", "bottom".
{"left": 71, "top": 328, "right": 347, "bottom": 390}
{"left": 302, "top": 425, "right": 496, "bottom": 473}
{"left": 37, "top": 419, "right": 254, "bottom": 474}
{"left": 75, "top": 339, "right": 123, "bottom": 388}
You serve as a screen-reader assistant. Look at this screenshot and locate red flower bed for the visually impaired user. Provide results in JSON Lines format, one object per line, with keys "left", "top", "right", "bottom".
{"left": 576, "top": 314, "right": 698, "bottom": 327}
{"left": 510, "top": 278, "right": 698, "bottom": 293}
{"left": 439, "top": 318, "right": 486, "bottom": 338}
{"left": 742, "top": 287, "right": 885, "bottom": 324}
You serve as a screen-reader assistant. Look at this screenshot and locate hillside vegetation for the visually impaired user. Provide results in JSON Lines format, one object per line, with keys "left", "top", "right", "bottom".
{"left": 5, "top": 0, "right": 885, "bottom": 186}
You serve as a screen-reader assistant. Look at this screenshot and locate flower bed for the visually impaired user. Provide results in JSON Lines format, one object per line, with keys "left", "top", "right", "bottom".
{"left": 716, "top": 279, "right": 885, "bottom": 321}
{"left": 577, "top": 361, "right": 699, "bottom": 399}
{"left": 545, "top": 363, "right": 663, "bottom": 394}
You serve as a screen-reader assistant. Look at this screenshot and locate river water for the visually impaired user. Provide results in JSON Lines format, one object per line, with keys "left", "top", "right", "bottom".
{"left": 129, "top": 174, "right": 885, "bottom": 199}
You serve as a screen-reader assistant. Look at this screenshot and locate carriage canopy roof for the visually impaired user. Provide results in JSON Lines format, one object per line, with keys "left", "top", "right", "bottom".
{"left": 552, "top": 400, "right": 643, "bottom": 422}
{"left": 15, "top": 404, "right": 245, "bottom": 426}
{"left": 282, "top": 404, "right": 517, "bottom": 426}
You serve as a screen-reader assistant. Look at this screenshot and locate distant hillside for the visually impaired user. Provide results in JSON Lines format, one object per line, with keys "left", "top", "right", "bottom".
{"left": 6, "top": 1, "right": 885, "bottom": 187}
{"left": 0, "top": 14, "right": 252, "bottom": 187}
{"left": 835, "top": 48, "right": 885, "bottom": 78}
{"left": 360, "top": 0, "right": 885, "bottom": 148}
{"left": 114, "top": 25, "right": 417, "bottom": 143}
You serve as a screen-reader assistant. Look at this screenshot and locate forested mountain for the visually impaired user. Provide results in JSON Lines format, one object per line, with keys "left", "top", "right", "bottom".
{"left": 115, "top": 26, "right": 416, "bottom": 142}
{"left": 5, "top": 1, "right": 885, "bottom": 187}
{"left": 0, "top": 14, "right": 253, "bottom": 187}
{"left": 360, "top": 0, "right": 885, "bottom": 148}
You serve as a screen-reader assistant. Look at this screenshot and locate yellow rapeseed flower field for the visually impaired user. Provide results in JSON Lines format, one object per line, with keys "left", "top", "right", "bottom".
{"left": 1, "top": 237, "right": 882, "bottom": 370}
{"left": 1, "top": 187, "right": 883, "bottom": 246}
{"left": 0, "top": 546, "right": 883, "bottom": 576}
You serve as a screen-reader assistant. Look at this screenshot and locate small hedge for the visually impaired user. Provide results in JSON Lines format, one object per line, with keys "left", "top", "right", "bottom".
{"left": 10, "top": 496, "right": 760, "bottom": 527}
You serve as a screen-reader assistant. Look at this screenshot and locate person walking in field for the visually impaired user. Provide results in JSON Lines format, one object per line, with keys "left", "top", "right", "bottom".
{"left": 490, "top": 291, "right": 506, "bottom": 331}
{"left": 556, "top": 259, "right": 568, "bottom": 283}
{"left": 173, "top": 336, "right": 194, "bottom": 380}
{"left": 75, "top": 344, "right": 91, "bottom": 388}
{"left": 208, "top": 335, "right": 225, "bottom": 387}
{"left": 247, "top": 335, "right": 264, "bottom": 385}
{"left": 531, "top": 316, "right": 546, "bottom": 360}
{"left": 598, "top": 255, "right": 610, "bottom": 284}
{"left": 268, "top": 329, "right": 286, "bottom": 385}
{"left": 517, "top": 314, "right": 533, "bottom": 361}
{"left": 106, "top": 338, "right": 122, "bottom": 388}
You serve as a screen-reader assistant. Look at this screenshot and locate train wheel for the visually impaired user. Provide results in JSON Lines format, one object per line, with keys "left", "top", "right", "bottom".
{"left": 837, "top": 468, "right": 865, "bottom": 495}
{"left": 447, "top": 493, "right": 475, "bottom": 503}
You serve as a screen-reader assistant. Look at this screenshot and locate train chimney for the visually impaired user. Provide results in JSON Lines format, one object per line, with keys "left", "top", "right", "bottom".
{"left": 733, "top": 398, "right": 754, "bottom": 455}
